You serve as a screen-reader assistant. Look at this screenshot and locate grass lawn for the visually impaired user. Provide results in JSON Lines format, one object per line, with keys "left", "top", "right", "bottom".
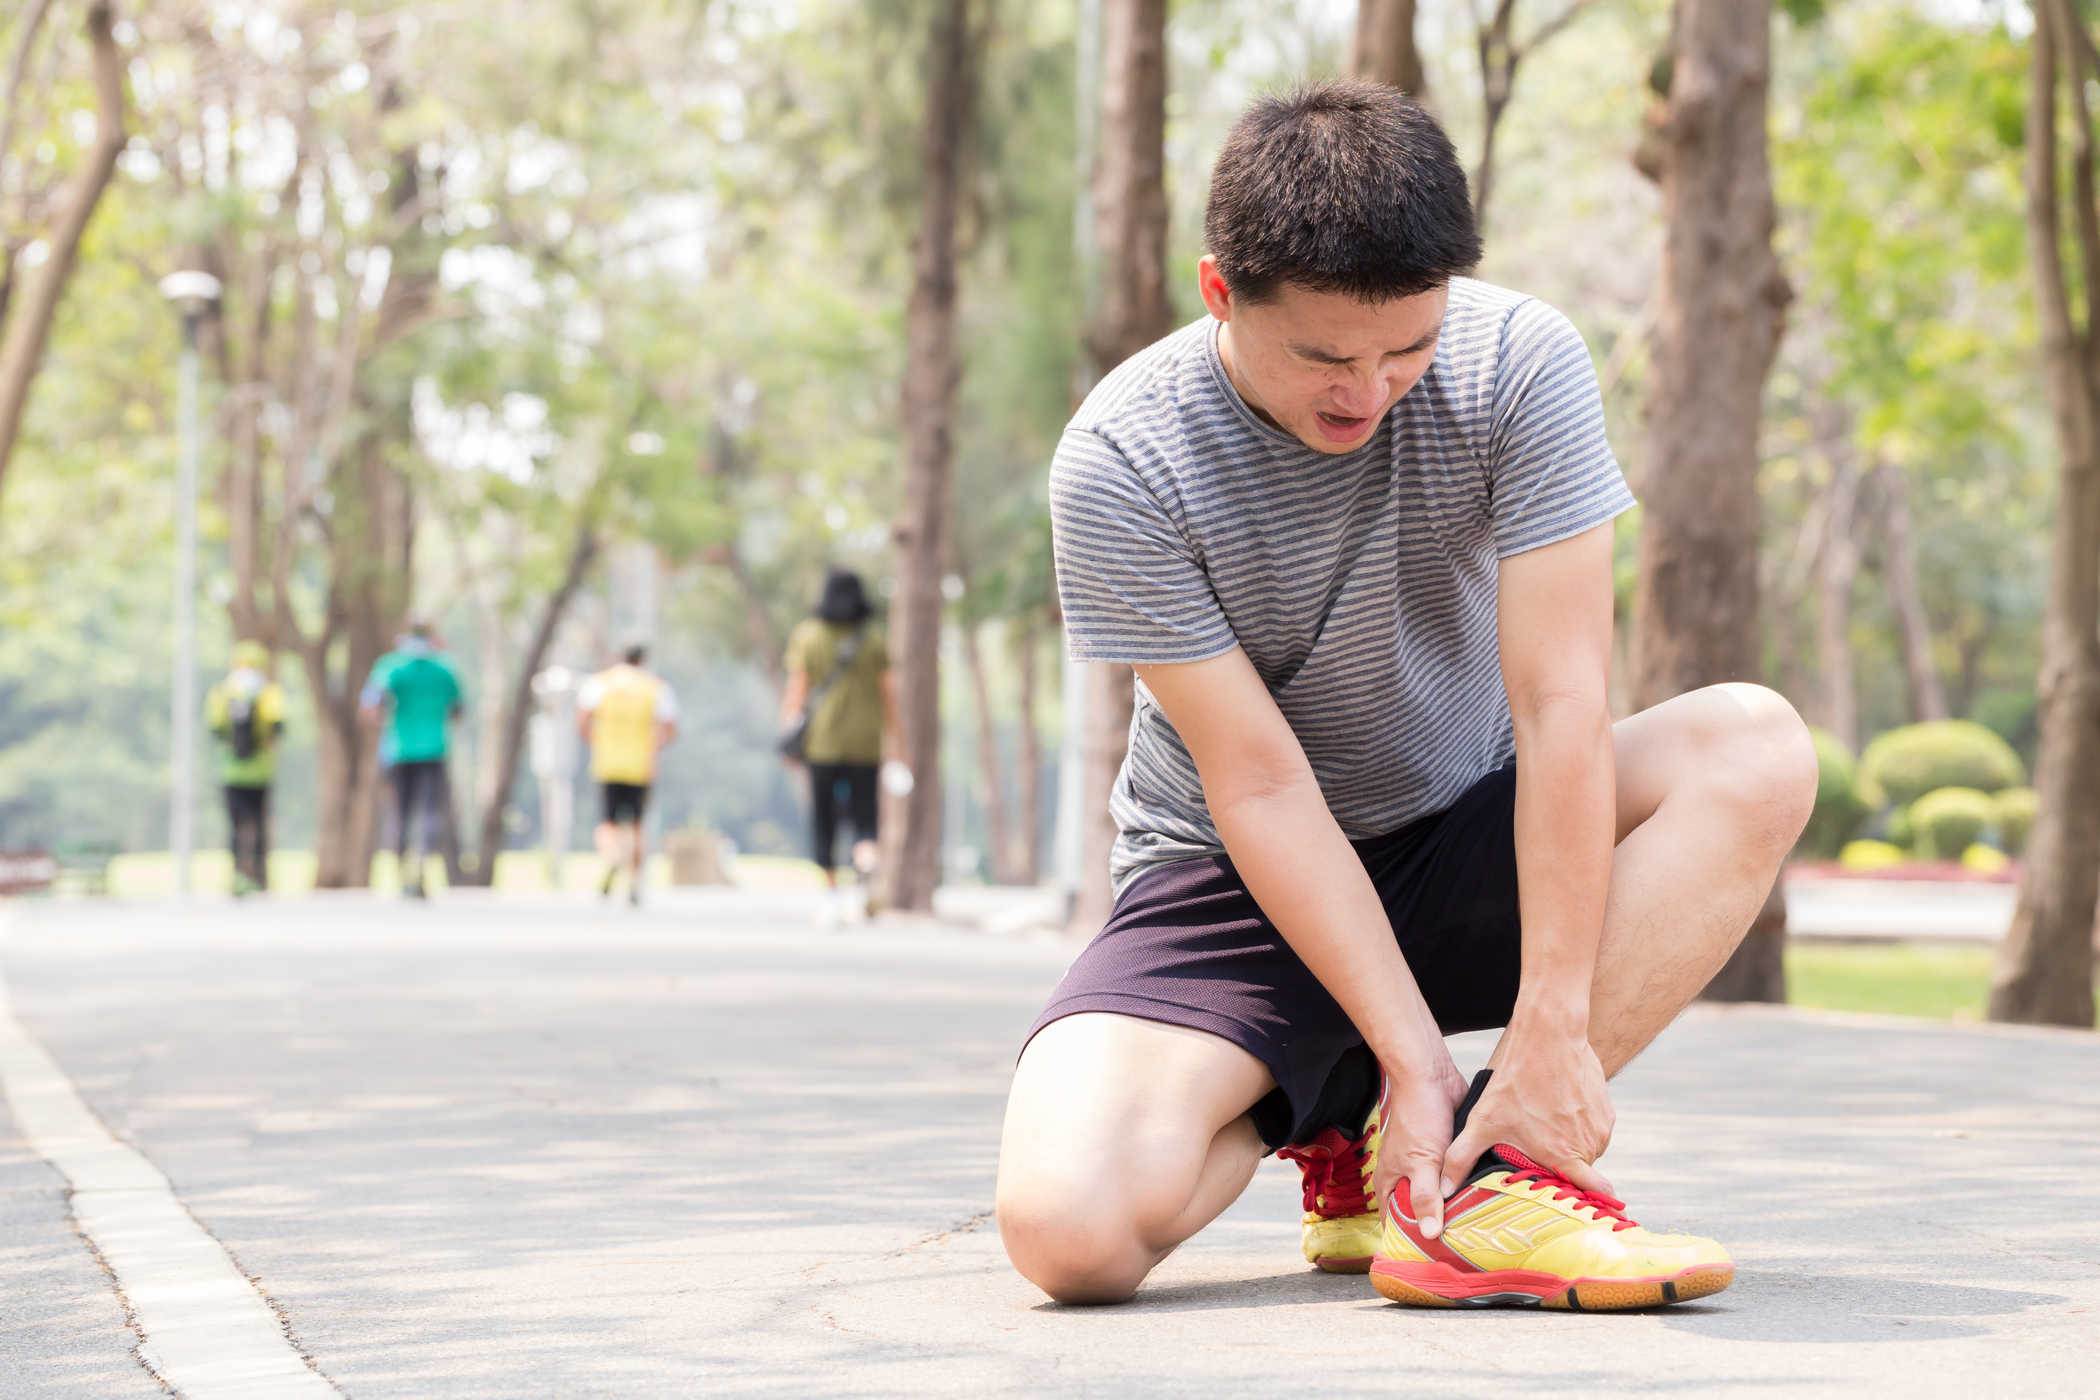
{"left": 1785, "top": 941, "right": 2099, "bottom": 1027}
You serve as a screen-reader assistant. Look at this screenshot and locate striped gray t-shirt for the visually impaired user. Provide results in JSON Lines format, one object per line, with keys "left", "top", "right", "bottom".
{"left": 1049, "top": 277, "right": 1635, "bottom": 896}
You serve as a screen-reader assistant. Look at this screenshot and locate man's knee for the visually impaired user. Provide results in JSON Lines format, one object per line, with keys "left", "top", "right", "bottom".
{"left": 1695, "top": 683, "right": 1819, "bottom": 848}
{"left": 996, "top": 1180, "right": 1149, "bottom": 1305}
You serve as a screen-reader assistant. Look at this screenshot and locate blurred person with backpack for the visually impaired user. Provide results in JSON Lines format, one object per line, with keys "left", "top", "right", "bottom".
{"left": 360, "top": 622, "right": 464, "bottom": 898}
{"left": 206, "top": 640, "right": 288, "bottom": 895}
{"left": 577, "top": 642, "right": 679, "bottom": 906}
{"left": 779, "top": 568, "right": 905, "bottom": 922}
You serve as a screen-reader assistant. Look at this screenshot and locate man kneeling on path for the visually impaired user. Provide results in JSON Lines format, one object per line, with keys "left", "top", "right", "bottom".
{"left": 997, "top": 82, "right": 1817, "bottom": 1310}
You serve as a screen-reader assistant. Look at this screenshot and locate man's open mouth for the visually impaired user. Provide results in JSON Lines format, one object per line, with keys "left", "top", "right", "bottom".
{"left": 1314, "top": 410, "right": 1372, "bottom": 441}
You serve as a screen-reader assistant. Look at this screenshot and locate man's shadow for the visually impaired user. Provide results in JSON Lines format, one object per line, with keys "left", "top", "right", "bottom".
{"left": 1035, "top": 1267, "right": 2067, "bottom": 1343}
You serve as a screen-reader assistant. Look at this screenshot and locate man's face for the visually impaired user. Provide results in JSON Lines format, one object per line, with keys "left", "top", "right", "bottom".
{"left": 1199, "top": 256, "right": 1448, "bottom": 455}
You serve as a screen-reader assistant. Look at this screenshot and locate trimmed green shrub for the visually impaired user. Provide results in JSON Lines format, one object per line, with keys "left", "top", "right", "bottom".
{"left": 1798, "top": 728, "right": 1870, "bottom": 858}
{"left": 1859, "top": 721, "right": 2026, "bottom": 809}
{"left": 1839, "top": 839, "right": 1908, "bottom": 872}
{"left": 1910, "top": 787, "right": 1996, "bottom": 860}
{"left": 1885, "top": 804, "right": 1914, "bottom": 851}
{"left": 1961, "top": 843, "right": 2011, "bottom": 875}
{"left": 1992, "top": 787, "right": 2038, "bottom": 856}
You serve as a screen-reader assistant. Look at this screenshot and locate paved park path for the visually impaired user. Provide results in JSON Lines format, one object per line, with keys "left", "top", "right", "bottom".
{"left": 1, "top": 896, "right": 2095, "bottom": 1398}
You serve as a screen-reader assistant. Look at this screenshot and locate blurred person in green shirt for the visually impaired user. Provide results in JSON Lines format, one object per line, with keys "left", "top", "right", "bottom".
{"left": 206, "top": 640, "right": 288, "bottom": 895}
{"left": 360, "top": 622, "right": 464, "bottom": 898}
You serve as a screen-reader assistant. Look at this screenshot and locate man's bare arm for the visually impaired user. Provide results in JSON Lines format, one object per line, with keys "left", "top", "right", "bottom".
{"left": 1443, "top": 522, "right": 1618, "bottom": 1194}
{"left": 1137, "top": 650, "right": 1468, "bottom": 1233}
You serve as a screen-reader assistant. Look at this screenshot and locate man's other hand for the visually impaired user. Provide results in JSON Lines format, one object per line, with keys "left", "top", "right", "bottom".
{"left": 1442, "top": 1034, "right": 1615, "bottom": 1201}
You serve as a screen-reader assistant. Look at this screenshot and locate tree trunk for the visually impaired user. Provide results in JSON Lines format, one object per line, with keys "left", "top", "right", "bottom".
{"left": 1991, "top": 0, "right": 2100, "bottom": 1027}
{"left": 1814, "top": 453, "right": 1863, "bottom": 751}
{"left": 1353, "top": 0, "right": 1426, "bottom": 100}
{"left": 464, "top": 519, "right": 599, "bottom": 885}
{"left": 1951, "top": 614, "right": 1997, "bottom": 719}
{"left": 1472, "top": 2, "right": 1598, "bottom": 234}
{"left": 1872, "top": 463, "right": 1950, "bottom": 724}
{"left": 961, "top": 620, "right": 1016, "bottom": 884}
{"left": 307, "top": 99, "right": 433, "bottom": 886}
{"left": 308, "top": 695, "right": 370, "bottom": 890}
{"left": 0, "top": 1, "right": 124, "bottom": 513}
{"left": 878, "top": 0, "right": 976, "bottom": 914}
{"left": 308, "top": 415, "right": 416, "bottom": 886}
{"left": 1071, "top": 662, "right": 1135, "bottom": 936}
{"left": 1014, "top": 614, "right": 1043, "bottom": 885}
{"left": 1632, "top": 0, "right": 1792, "bottom": 1002}
{"left": 1474, "top": 3, "right": 1517, "bottom": 235}
{"left": 1068, "top": 0, "right": 1172, "bottom": 938}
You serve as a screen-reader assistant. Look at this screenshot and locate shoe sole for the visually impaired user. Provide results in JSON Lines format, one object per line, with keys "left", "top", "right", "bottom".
{"left": 1313, "top": 1255, "right": 1372, "bottom": 1274}
{"left": 1371, "top": 1258, "right": 1732, "bottom": 1311}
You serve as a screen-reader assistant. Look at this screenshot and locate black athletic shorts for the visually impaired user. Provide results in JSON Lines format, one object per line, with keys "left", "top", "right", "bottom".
{"left": 1024, "top": 764, "right": 1524, "bottom": 1151}
{"left": 602, "top": 782, "right": 649, "bottom": 825}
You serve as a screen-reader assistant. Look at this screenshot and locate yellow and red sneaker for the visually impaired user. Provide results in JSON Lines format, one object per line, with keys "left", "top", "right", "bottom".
{"left": 1371, "top": 1143, "right": 1733, "bottom": 1310}
{"left": 1277, "top": 1082, "right": 1384, "bottom": 1273}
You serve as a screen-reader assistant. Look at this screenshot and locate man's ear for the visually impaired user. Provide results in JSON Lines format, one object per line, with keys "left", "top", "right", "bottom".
{"left": 1197, "top": 255, "right": 1234, "bottom": 322}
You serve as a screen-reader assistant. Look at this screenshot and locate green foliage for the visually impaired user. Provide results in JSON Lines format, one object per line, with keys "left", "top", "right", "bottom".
{"left": 1859, "top": 720, "right": 2026, "bottom": 809}
{"left": 1766, "top": 12, "right": 2046, "bottom": 742}
{"left": 1991, "top": 787, "right": 2038, "bottom": 857}
{"left": 1908, "top": 786, "right": 1996, "bottom": 861}
{"left": 1885, "top": 803, "right": 1913, "bottom": 851}
{"left": 1971, "top": 688, "right": 2040, "bottom": 767}
{"left": 1799, "top": 727, "right": 1871, "bottom": 858}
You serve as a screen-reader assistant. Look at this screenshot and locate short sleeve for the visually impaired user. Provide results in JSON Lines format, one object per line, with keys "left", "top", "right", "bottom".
{"left": 784, "top": 620, "right": 815, "bottom": 676}
{"left": 865, "top": 629, "right": 890, "bottom": 673}
{"left": 1048, "top": 429, "right": 1235, "bottom": 665}
{"left": 359, "top": 659, "right": 390, "bottom": 708}
{"left": 1485, "top": 301, "right": 1637, "bottom": 558}
{"left": 576, "top": 675, "right": 604, "bottom": 711}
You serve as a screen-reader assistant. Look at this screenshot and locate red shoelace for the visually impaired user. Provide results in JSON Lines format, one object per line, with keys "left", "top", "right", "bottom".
{"left": 1277, "top": 1126, "right": 1373, "bottom": 1217}
{"left": 1495, "top": 1144, "right": 1638, "bottom": 1231}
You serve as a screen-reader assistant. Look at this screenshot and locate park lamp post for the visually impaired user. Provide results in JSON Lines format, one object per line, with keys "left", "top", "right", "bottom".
{"left": 159, "top": 269, "right": 221, "bottom": 897}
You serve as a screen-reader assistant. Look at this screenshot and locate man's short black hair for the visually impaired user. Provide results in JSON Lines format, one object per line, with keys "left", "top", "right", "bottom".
{"left": 623, "top": 642, "right": 648, "bottom": 666}
{"left": 1204, "top": 80, "right": 1482, "bottom": 303}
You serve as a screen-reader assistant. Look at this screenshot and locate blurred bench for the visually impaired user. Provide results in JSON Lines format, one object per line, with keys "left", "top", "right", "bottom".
{"left": 0, "top": 849, "right": 59, "bottom": 895}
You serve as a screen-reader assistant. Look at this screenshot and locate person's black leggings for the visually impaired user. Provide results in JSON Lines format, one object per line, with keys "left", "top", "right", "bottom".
{"left": 224, "top": 785, "right": 270, "bottom": 889}
{"left": 390, "top": 761, "right": 447, "bottom": 884}
{"left": 808, "top": 763, "right": 879, "bottom": 872}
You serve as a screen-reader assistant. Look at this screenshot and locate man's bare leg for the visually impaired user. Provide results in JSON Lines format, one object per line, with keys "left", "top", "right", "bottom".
{"left": 1489, "top": 682, "right": 1817, "bottom": 1081}
{"left": 997, "top": 1014, "right": 1272, "bottom": 1304}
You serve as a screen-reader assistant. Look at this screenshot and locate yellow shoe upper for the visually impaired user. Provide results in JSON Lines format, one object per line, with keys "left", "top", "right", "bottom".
{"left": 1280, "top": 1082, "right": 1384, "bottom": 1265}
{"left": 1379, "top": 1144, "right": 1730, "bottom": 1280}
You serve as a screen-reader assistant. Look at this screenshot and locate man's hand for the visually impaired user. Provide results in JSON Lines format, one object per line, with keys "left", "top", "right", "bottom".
{"left": 1442, "top": 1031, "right": 1615, "bottom": 1200}
{"left": 1371, "top": 1052, "right": 1468, "bottom": 1239}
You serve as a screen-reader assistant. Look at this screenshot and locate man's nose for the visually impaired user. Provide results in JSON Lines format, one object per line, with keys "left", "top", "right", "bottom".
{"left": 1331, "top": 372, "right": 1387, "bottom": 416}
